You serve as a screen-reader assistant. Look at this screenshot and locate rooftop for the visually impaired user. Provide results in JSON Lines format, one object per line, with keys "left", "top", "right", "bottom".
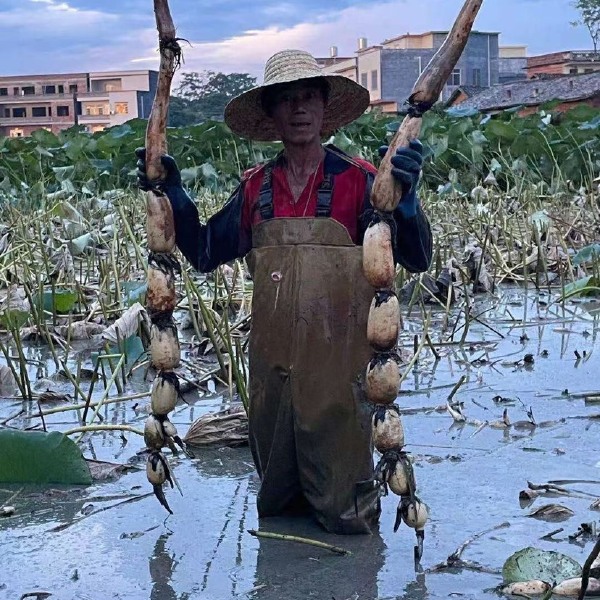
{"left": 451, "top": 71, "right": 600, "bottom": 111}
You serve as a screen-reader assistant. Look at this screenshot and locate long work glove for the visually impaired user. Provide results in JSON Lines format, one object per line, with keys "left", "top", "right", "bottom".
{"left": 135, "top": 147, "right": 193, "bottom": 212}
{"left": 378, "top": 139, "right": 424, "bottom": 218}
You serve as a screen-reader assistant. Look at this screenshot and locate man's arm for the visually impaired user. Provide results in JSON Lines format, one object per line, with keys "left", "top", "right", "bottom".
{"left": 361, "top": 170, "right": 432, "bottom": 273}
{"left": 171, "top": 184, "right": 251, "bottom": 273}
{"left": 136, "top": 149, "right": 251, "bottom": 273}
{"left": 392, "top": 205, "right": 432, "bottom": 273}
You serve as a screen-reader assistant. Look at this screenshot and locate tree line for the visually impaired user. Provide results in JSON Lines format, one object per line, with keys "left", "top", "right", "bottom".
{"left": 168, "top": 71, "right": 256, "bottom": 127}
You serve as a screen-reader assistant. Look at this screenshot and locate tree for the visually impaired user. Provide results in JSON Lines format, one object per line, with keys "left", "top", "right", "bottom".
{"left": 571, "top": 0, "right": 600, "bottom": 54}
{"left": 168, "top": 71, "right": 256, "bottom": 126}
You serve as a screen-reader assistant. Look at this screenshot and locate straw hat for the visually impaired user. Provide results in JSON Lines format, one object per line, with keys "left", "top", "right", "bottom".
{"left": 224, "top": 49, "right": 370, "bottom": 142}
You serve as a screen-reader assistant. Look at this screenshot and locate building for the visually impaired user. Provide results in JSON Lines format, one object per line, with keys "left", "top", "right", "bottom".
{"left": 527, "top": 51, "right": 600, "bottom": 78}
{"left": 498, "top": 46, "right": 528, "bottom": 83}
{"left": 446, "top": 71, "right": 600, "bottom": 115}
{"left": 0, "top": 70, "right": 158, "bottom": 137}
{"left": 320, "top": 31, "right": 501, "bottom": 113}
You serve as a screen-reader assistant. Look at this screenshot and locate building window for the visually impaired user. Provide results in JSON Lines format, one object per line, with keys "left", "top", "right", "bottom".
{"left": 360, "top": 72, "right": 368, "bottom": 88}
{"left": 13, "top": 87, "right": 19, "bottom": 95}
{"left": 69, "top": 84, "right": 78, "bottom": 93}
{"left": 57, "top": 105, "right": 70, "bottom": 117}
{"left": 472, "top": 68, "right": 482, "bottom": 86}
{"left": 370, "top": 70, "right": 378, "bottom": 91}
{"left": 86, "top": 103, "right": 109, "bottom": 116}
{"left": 9, "top": 128, "right": 24, "bottom": 138}
{"left": 43, "top": 85, "right": 56, "bottom": 94}
{"left": 58, "top": 85, "right": 64, "bottom": 94}
{"left": 584, "top": 68, "right": 594, "bottom": 73}
{"left": 569, "top": 67, "right": 578, "bottom": 74}
{"left": 0, "top": 88, "right": 7, "bottom": 96}
{"left": 32, "top": 107, "right": 47, "bottom": 117}
{"left": 22, "top": 86, "right": 35, "bottom": 95}
{"left": 12, "top": 107, "right": 26, "bottom": 118}
{"left": 114, "top": 102, "right": 129, "bottom": 115}
{"left": 448, "top": 68, "right": 461, "bottom": 86}
{"left": 3, "top": 108, "right": 10, "bottom": 118}
{"left": 91, "top": 78, "right": 122, "bottom": 93}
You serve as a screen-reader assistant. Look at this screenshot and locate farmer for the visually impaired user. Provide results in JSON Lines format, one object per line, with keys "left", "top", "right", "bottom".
{"left": 137, "top": 49, "right": 432, "bottom": 534}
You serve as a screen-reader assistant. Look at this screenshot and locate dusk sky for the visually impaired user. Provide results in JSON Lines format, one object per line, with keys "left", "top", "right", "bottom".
{"left": 0, "top": 0, "right": 592, "bottom": 80}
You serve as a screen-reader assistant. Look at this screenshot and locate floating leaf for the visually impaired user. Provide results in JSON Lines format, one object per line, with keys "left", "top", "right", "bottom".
{"left": 68, "top": 233, "right": 92, "bottom": 256}
{"left": 121, "top": 281, "right": 147, "bottom": 306}
{"left": 0, "top": 309, "right": 30, "bottom": 329}
{"left": 572, "top": 244, "right": 600, "bottom": 266}
{"left": 503, "top": 547, "right": 581, "bottom": 585}
{"left": 0, "top": 430, "right": 92, "bottom": 485}
{"left": 528, "top": 503, "right": 574, "bottom": 522}
{"left": 561, "top": 276, "right": 600, "bottom": 299}
{"left": 86, "top": 459, "right": 132, "bottom": 481}
{"left": 42, "top": 289, "right": 78, "bottom": 314}
{"left": 102, "top": 302, "right": 149, "bottom": 344}
{"left": 530, "top": 210, "right": 550, "bottom": 233}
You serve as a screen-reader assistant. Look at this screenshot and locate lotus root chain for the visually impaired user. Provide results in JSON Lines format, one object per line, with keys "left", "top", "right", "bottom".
{"left": 362, "top": 215, "right": 428, "bottom": 539}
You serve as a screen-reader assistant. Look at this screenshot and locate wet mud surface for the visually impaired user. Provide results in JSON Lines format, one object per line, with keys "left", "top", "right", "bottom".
{"left": 1, "top": 288, "right": 600, "bottom": 600}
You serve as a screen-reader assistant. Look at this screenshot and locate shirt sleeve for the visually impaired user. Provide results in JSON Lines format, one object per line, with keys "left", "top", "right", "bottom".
{"left": 170, "top": 184, "right": 251, "bottom": 273}
{"left": 359, "top": 170, "right": 433, "bottom": 274}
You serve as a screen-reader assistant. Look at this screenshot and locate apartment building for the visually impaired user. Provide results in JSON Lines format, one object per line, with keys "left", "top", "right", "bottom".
{"left": 498, "top": 46, "right": 528, "bottom": 83}
{"left": 320, "top": 31, "right": 500, "bottom": 113}
{"left": 0, "top": 70, "right": 158, "bottom": 137}
{"left": 526, "top": 51, "right": 600, "bottom": 78}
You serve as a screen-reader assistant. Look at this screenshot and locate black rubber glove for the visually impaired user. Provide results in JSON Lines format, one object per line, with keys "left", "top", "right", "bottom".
{"left": 135, "top": 147, "right": 191, "bottom": 212}
{"left": 377, "top": 139, "right": 424, "bottom": 218}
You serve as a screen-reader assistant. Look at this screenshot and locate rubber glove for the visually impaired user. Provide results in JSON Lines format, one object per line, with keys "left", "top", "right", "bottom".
{"left": 377, "top": 139, "right": 423, "bottom": 218}
{"left": 135, "top": 147, "right": 191, "bottom": 212}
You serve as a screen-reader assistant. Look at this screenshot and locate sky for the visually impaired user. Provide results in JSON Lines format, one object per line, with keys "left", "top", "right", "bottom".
{"left": 0, "top": 0, "right": 593, "bottom": 81}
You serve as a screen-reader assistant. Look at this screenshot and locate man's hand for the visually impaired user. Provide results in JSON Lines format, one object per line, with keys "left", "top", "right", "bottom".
{"left": 135, "top": 147, "right": 192, "bottom": 213}
{"left": 377, "top": 140, "right": 423, "bottom": 218}
{"left": 135, "top": 147, "right": 183, "bottom": 192}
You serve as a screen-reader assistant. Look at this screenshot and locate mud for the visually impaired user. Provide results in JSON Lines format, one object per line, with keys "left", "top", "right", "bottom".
{"left": 1, "top": 287, "right": 599, "bottom": 600}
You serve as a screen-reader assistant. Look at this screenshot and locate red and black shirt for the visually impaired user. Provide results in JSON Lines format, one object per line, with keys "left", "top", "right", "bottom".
{"left": 171, "top": 144, "right": 432, "bottom": 274}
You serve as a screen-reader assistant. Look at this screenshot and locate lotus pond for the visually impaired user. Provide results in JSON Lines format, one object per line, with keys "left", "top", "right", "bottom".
{"left": 1, "top": 110, "right": 600, "bottom": 599}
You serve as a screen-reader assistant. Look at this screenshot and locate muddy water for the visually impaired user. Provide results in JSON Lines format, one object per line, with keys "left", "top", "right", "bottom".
{"left": 1, "top": 288, "right": 600, "bottom": 600}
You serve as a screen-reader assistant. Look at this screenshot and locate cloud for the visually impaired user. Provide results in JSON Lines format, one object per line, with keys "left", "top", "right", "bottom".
{"left": 128, "top": 0, "right": 591, "bottom": 79}
{"left": 0, "top": 0, "right": 592, "bottom": 77}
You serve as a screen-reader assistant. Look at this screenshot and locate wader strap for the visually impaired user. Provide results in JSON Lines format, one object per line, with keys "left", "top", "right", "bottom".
{"left": 257, "top": 166, "right": 334, "bottom": 221}
{"left": 315, "top": 173, "right": 333, "bottom": 218}
{"left": 258, "top": 163, "right": 275, "bottom": 220}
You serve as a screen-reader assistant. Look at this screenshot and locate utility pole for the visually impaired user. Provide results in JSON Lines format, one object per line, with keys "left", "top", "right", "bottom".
{"left": 72, "top": 90, "right": 79, "bottom": 126}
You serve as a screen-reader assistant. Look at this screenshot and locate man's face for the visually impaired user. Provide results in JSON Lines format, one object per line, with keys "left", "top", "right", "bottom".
{"left": 269, "top": 81, "right": 326, "bottom": 146}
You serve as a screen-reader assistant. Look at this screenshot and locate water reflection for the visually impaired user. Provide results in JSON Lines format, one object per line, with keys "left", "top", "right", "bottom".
{"left": 250, "top": 517, "right": 386, "bottom": 600}
{"left": 149, "top": 532, "right": 188, "bottom": 600}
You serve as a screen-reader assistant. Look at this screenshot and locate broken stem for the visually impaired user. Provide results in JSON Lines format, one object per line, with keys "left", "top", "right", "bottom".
{"left": 247, "top": 529, "right": 351, "bottom": 555}
{"left": 64, "top": 425, "right": 144, "bottom": 437}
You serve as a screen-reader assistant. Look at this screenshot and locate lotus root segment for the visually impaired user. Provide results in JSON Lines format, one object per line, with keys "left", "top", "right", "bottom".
{"left": 367, "top": 290, "right": 400, "bottom": 350}
{"left": 144, "top": 414, "right": 166, "bottom": 450}
{"left": 362, "top": 220, "right": 395, "bottom": 289}
{"left": 147, "top": 192, "right": 176, "bottom": 253}
{"left": 372, "top": 404, "right": 404, "bottom": 452}
{"left": 151, "top": 371, "right": 179, "bottom": 416}
{"left": 146, "top": 450, "right": 174, "bottom": 514}
{"left": 375, "top": 450, "right": 415, "bottom": 497}
{"left": 147, "top": 254, "right": 178, "bottom": 313}
{"left": 150, "top": 318, "right": 180, "bottom": 370}
{"left": 366, "top": 352, "right": 401, "bottom": 405}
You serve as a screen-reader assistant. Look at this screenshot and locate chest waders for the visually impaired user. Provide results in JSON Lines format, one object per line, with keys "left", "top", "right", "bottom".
{"left": 246, "top": 163, "right": 380, "bottom": 534}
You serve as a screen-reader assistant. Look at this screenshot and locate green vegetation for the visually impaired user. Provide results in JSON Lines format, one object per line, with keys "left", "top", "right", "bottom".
{"left": 1, "top": 106, "right": 598, "bottom": 205}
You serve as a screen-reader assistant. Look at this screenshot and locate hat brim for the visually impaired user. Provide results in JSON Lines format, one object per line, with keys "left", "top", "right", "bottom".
{"left": 224, "top": 75, "right": 370, "bottom": 142}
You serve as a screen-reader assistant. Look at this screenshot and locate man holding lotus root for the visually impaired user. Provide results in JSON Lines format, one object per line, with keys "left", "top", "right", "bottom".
{"left": 137, "top": 49, "right": 432, "bottom": 534}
